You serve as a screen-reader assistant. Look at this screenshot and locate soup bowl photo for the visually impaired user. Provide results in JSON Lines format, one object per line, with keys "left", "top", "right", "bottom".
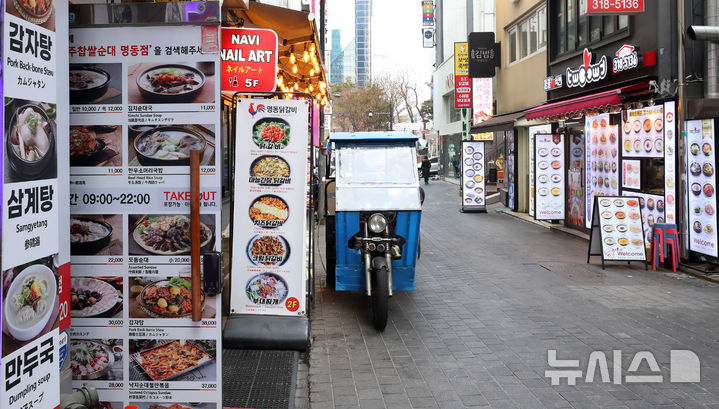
{"left": 4, "top": 264, "right": 57, "bottom": 341}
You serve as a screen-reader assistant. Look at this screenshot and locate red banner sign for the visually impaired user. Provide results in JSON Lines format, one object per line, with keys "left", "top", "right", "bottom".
{"left": 221, "top": 27, "right": 278, "bottom": 92}
{"left": 455, "top": 75, "right": 472, "bottom": 109}
{"left": 585, "top": 0, "right": 644, "bottom": 14}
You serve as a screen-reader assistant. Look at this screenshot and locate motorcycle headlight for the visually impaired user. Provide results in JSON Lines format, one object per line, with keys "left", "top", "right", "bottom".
{"left": 368, "top": 213, "right": 387, "bottom": 233}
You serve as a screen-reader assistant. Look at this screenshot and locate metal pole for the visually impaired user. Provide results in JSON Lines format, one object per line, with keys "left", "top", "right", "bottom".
{"left": 389, "top": 102, "right": 393, "bottom": 130}
{"left": 678, "top": 0, "right": 688, "bottom": 257}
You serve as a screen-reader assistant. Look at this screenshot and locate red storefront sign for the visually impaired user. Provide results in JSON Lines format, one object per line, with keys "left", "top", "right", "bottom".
{"left": 455, "top": 75, "right": 472, "bottom": 108}
{"left": 584, "top": 0, "right": 644, "bottom": 15}
{"left": 221, "top": 27, "right": 278, "bottom": 92}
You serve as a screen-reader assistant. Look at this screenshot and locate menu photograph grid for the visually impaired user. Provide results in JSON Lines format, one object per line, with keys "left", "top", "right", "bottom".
{"left": 621, "top": 106, "right": 664, "bottom": 158}
{"left": 595, "top": 197, "right": 647, "bottom": 261}
{"left": 535, "top": 134, "right": 565, "bottom": 221}
{"left": 687, "top": 119, "right": 718, "bottom": 257}
{"left": 462, "top": 141, "right": 485, "bottom": 209}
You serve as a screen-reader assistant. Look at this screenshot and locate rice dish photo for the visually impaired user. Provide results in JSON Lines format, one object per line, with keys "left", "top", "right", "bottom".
{"left": 250, "top": 155, "right": 290, "bottom": 185}
{"left": 249, "top": 196, "right": 289, "bottom": 227}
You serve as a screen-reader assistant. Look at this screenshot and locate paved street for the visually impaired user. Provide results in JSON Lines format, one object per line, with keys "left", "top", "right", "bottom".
{"left": 302, "top": 180, "right": 719, "bottom": 409}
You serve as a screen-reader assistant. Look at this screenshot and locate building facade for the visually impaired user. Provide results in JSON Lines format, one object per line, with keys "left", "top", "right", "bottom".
{"left": 330, "top": 29, "right": 344, "bottom": 83}
{"left": 355, "top": 0, "right": 372, "bottom": 87}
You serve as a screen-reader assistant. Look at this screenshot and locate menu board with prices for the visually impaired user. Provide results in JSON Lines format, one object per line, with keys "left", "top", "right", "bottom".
{"left": 588, "top": 196, "right": 647, "bottom": 267}
{"left": 461, "top": 141, "right": 485, "bottom": 211}
{"left": 534, "top": 134, "right": 565, "bottom": 221}
{"left": 622, "top": 191, "right": 666, "bottom": 249}
{"left": 68, "top": 25, "right": 223, "bottom": 408}
{"left": 585, "top": 113, "right": 619, "bottom": 228}
{"left": 687, "top": 119, "right": 718, "bottom": 257}
{"left": 2, "top": 2, "right": 70, "bottom": 409}
{"left": 621, "top": 106, "right": 665, "bottom": 158}
{"left": 528, "top": 125, "right": 552, "bottom": 217}
{"left": 622, "top": 160, "right": 641, "bottom": 189}
{"left": 231, "top": 98, "right": 310, "bottom": 317}
{"left": 664, "top": 102, "right": 677, "bottom": 224}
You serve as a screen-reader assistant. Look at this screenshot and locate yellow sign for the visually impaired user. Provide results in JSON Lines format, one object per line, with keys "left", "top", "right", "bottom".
{"left": 454, "top": 42, "right": 468, "bottom": 76}
{"left": 472, "top": 132, "right": 493, "bottom": 141}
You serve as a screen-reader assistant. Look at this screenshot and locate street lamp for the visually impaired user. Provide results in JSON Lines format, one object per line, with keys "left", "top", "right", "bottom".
{"left": 368, "top": 103, "right": 393, "bottom": 131}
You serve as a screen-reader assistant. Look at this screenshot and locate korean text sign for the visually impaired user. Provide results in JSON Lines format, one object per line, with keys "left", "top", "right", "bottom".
{"left": 221, "top": 28, "right": 278, "bottom": 92}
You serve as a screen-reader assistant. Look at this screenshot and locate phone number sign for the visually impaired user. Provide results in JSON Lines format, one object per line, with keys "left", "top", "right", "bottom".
{"left": 221, "top": 28, "right": 278, "bottom": 92}
{"left": 584, "top": 0, "right": 644, "bottom": 14}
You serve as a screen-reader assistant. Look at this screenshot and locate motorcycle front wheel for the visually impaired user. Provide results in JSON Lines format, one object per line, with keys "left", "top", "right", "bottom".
{"left": 371, "top": 266, "right": 389, "bottom": 331}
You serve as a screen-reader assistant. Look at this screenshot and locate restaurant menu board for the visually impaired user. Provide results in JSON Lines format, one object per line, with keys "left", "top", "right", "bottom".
{"left": 623, "top": 191, "right": 665, "bottom": 249}
{"left": 506, "top": 131, "right": 515, "bottom": 210}
{"left": 589, "top": 197, "right": 647, "bottom": 262}
{"left": 535, "top": 134, "right": 565, "bottom": 220}
{"left": 622, "top": 160, "right": 641, "bottom": 189}
{"left": 621, "top": 106, "right": 664, "bottom": 158}
{"left": 2, "top": 2, "right": 70, "bottom": 409}
{"left": 568, "top": 135, "right": 584, "bottom": 226}
{"left": 231, "top": 98, "right": 310, "bottom": 317}
{"left": 461, "top": 141, "right": 485, "bottom": 210}
{"left": 585, "top": 113, "right": 619, "bottom": 228}
{"left": 528, "top": 125, "right": 552, "bottom": 217}
{"left": 664, "top": 101, "right": 677, "bottom": 224}
{"left": 687, "top": 119, "right": 718, "bottom": 257}
{"left": 67, "top": 26, "right": 223, "bottom": 408}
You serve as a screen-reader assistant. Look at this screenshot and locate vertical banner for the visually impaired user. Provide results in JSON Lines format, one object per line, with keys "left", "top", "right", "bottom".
{"left": 231, "top": 98, "right": 310, "bottom": 317}
{"left": 506, "top": 130, "right": 516, "bottom": 211}
{"left": 528, "top": 125, "right": 552, "bottom": 217}
{"left": 454, "top": 42, "right": 471, "bottom": 109}
{"left": 687, "top": 119, "right": 718, "bottom": 257}
{"left": 664, "top": 101, "right": 677, "bottom": 224}
{"left": 68, "top": 25, "right": 223, "bottom": 408}
{"left": 585, "top": 113, "right": 619, "bottom": 227}
{"left": 2, "top": 0, "right": 68, "bottom": 408}
{"left": 472, "top": 78, "right": 492, "bottom": 125}
{"left": 534, "top": 134, "right": 565, "bottom": 221}
{"left": 461, "top": 141, "right": 485, "bottom": 211}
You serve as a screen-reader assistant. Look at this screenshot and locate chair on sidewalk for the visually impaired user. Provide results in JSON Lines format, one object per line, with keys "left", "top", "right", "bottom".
{"left": 651, "top": 223, "right": 680, "bottom": 272}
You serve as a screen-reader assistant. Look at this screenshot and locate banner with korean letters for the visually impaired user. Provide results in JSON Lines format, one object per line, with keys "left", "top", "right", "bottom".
{"left": 67, "top": 25, "right": 222, "bottom": 408}
{"left": 2, "top": 1, "right": 70, "bottom": 409}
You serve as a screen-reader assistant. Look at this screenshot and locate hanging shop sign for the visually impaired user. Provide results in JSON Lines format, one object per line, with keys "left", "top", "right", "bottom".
{"left": 621, "top": 105, "right": 664, "bottom": 158}
{"left": 422, "top": 28, "right": 435, "bottom": 48}
{"left": 461, "top": 141, "right": 485, "bottom": 212}
{"left": 221, "top": 27, "right": 278, "bottom": 92}
{"left": 587, "top": 196, "right": 647, "bottom": 269}
{"left": 534, "top": 134, "right": 565, "bottom": 221}
{"left": 68, "top": 24, "right": 223, "bottom": 408}
{"left": 422, "top": 0, "right": 435, "bottom": 26}
{"left": 454, "top": 42, "right": 472, "bottom": 109}
{"left": 566, "top": 49, "right": 608, "bottom": 88}
{"left": 467, "top": 32, "right": 501, "bottom": 78}
{"left": 2, "top": 1, "right": 70, "bottom": 409}
{"left": 472, "top": 78, "right": 492, "bottom": 125}
{"left": 686, "top": 119, "right": 717, "bottom": 257}
{"left": 585, "top": 113, "right": 619, "bottom": 228}
{"left": 664, "top": 101, "right": 677, "bottom": 224}
{"left": 231, "top": 98, "right": 310, "bottom": 316}
{"left": 528, "top": 125, "right": 552, "bottom": 218}
{"left": 612, "top": 44, "right": 640, "bottom": 74}
{"left": 583, "top": 0, "right": 645, "bottom": 15}
{"left": 543, "top": 74, "right": 563, "bottom": 91}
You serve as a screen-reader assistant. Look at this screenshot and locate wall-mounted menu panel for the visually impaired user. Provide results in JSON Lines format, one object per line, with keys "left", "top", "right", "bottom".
{"left": 534, "top": 134, "right": 564, "bottom": 221}
{"left": 621, "top": 106, "right": 664, "bottom": 158}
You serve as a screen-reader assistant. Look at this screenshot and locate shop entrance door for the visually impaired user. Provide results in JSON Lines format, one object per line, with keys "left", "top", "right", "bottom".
{"left": 566, "top": 130, "right": 586, "bottom": 231}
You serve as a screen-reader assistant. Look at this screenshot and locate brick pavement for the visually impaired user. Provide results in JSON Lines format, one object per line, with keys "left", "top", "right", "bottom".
{"left": 300, "top": 181, "right": 719, "bottom": 409}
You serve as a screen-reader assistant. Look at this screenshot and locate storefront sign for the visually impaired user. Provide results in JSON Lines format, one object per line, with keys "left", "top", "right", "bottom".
{"left": 2, "top": 2, "right": 69, "bottom": 408}
{"left": 422, "top": 28, "right": 435, "bottom": 48}
{"left": 585, "top": 113, "right": 619, "bottom": 228}
{"left": 566, "top": 49, "right": 608, "bottom": 88}
{"left": 534, "top": 134, "right": 565, "bottom": 221}
{"left": 461, "top": 141, "right": 485, "bottom": 211}
{"left": 664, "top": 101, "right": 677, "bottom": 224}
{"left": 467, "top": 32, "right": 500, "bottom": 78}
{"left": 422, "top": 0, "right": 435, "bottom": 26}
{"left": 543, "top": 74, "right": 563, "bottom": 91}
{"left": 221, "top": 28, "right": 278, "bottom": 92}
{"left": 613, "top": 44, "right": 639, "bottom": 73}
{"left": 621, "top": 106, "right": 664, "bottom": 158}
{"left": 68, "top": 25, "right": 223, "bottom": 407}
{"left": 472, "top": 78, "right": 492, "bottom": 125}
{"left": 687, "top": 119, "right": 717, "bottom": 257}
{"left": 588, "top": 197, "right": 647, "bottom": 264}
{"left": 528, "top": 125, "right": 552, "bottom": 217}
{"left": 471, "top": 133, "right": 493, "bottom": 141}
{"left": 454, "top": 42, "right": 472, "bottom": 109}
{"left": 584, "top": 0, "right": 644, "bottom": 15}
{"left": 231, "top": 98, "right": 310, "bottom": 316}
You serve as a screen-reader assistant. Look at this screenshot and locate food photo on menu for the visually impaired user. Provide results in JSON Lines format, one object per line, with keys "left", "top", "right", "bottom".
{"left": 624, "top": 192, "right": 666, "bottom": 247}
{"left": 128, "top": 339, "right": 217, "bottom": 382}
{"left": 70, "top": 339, "right": 123, "bottom": 381}
{"left": 70, "top": 276, "right": 123, "bottom": 319}
{"left": 245, "top": 272, "right": 289, "bottom": 306}
{"left": 70, "top": 215, "right": 123, "bottom": 256}
{"left": 128, "top": 62, "right": 215, "bottom": 104}
{"left": 69, "top": 63, "right": 122, "bottom": 105}
{"left": 70, "top": 125, "right": 122, "bottom": 167}
{"left": 252, "top": 117, "right": 291, "bottom": 150}
{"left": 6, "top": 0, "right": 55, "bottom": 31}
{"left": 246, "top": 234, "right": 291, "bottom": 267}
{"left": 249, "top": 155, "right": 292, "bottom": 185}
{"left": 1, "top": 255, "right": 59, "bottom": 355}
{"left": 3, "top": 97, "right": 58, "bottom": 183}
{"left": 128, "top": 124, "right": 216, "bottom": 167}
{"left": 132, "top": 403, "right": 216, "bottom": 409}
{"left": 622, "top": 107, "right": 664, "bottom": 158}
{"left": 128, "top": 276, "right": 217, "bottom": 319}
{"left": 249, "top": 195, "right": 290, "bottom": 228}
{"left": 128, "top": 214, "right": 216, "bottom": 256}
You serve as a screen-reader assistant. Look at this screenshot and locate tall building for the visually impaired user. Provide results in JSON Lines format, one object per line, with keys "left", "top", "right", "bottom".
{"left": 355, "top": 0, "right": 372, "bottom": 88}
{"left": 330, "top": 30, "right": 344, "bottom": 83}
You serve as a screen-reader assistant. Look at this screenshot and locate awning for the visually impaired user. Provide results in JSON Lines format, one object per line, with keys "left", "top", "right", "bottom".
{"left": 469, "top": 111, "right": 525, "bottom": 133}
{"left": 524, "top": 82, "right": 650, "bottom": 120}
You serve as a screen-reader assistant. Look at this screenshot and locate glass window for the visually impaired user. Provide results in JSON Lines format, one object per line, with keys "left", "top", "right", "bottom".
{"left": 618, "top": 15, "right": 629, "bottom": 29}
{"left": 337, "top": 145, "right": 417, "bottom": 186}
{"left": 530, "top": 14, "right": 538, "bottom": 53}
{"left": 556, "top": 0, "right": 566, "bottom": 54}
{"left": 520, "top": 20, "right": 529, "bottom": 58}
{"left": 591, "top": 16, "right": 602, "bottom": 41}
{"left": 578, "top": 0, "right": 588, "bottom": 45}
{"left": 538, "top": 7, "right": 547, "bottom": 48}
{"left": 509, "top": 27, "right": 517, "bottom": 62}
{"left": 603, "top": 16, "right": 616, "bottom": 35}
{"left": 566, "top": 0, "right": 576, "bottom": 51}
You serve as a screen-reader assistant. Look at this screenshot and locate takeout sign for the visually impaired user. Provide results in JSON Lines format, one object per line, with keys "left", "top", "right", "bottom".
{"left": 221, "top": 28, "right": 278, "bottom": 92}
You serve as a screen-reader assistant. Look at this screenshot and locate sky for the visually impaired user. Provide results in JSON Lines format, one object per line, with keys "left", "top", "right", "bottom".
{"left": 326, "top": 0, "right": 436, "bottom": 101}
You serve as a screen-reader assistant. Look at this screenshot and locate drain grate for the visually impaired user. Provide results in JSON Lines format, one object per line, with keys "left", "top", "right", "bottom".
{"left": 223, "top": 349, "right": 298, "bottom": 409}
